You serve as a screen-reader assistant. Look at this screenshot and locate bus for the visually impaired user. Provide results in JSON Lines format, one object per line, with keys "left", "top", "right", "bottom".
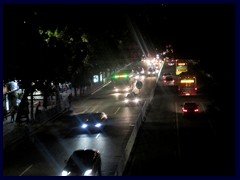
{"left": 111, "top": 70, "right": 135, "bottom": 93}
{"left": 178, "top": 73, "right": 197, "bottom": 96}
{"left": 176, "top": 60, "right": 188, "bottom": 75}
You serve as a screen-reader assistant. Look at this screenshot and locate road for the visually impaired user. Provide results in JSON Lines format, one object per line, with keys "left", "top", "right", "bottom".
{"left": 3, "top": 61, "right": 160, "bottom": 176}
{"left": 123, "top": 61, "right": 234, "bottom": 175}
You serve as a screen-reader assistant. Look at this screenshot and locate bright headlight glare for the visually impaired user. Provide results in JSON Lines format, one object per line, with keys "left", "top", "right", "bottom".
{"left": 84, "top": 169, "right": 93, "bottom": 176}
{"left": 134, "top": 98, "right": 139, "bottom": 103}
{"left": 95, "top": 123, "right": 102, "bottom": 127}
{"left": 124, "top": 99, "right": 129, "bottom": 103}
{"left": 62, "top": 170, "right": 70, "bottom": 176}
{"left": 82, "top": 124, "right": 88, "bottom": 128}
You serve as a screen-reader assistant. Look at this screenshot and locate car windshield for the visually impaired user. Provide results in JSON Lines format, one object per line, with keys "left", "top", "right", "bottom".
{"left": 126, "top": 92, "right": 137, "bottom": 98}
{"left": 77, "top": 113, "right": 103, "bottom": 123}
{"left": 184, "top": 103, "right": 197, "bottom": 108}
{"left": 166, "top": 76, "right": 173, "bottom": 81}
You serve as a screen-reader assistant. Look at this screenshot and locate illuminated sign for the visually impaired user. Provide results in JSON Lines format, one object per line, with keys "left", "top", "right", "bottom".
{"left": 180, "top": 79, "right": 195, "bottom": 83}
{"left": 178, "top": 63, "right": 186, "bottom": 66}
{"left": 93, "top": 75, "right": 99, "bottom": 83}
{"left": 113, "top": 74, "right": 128, "bottom": 79}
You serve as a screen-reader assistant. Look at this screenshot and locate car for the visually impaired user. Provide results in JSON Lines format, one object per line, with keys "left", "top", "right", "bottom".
{"left": 147, "top": 68, "right": 156, "bottom": 76}
{"left": 181, "top": 102, "right": 199, "bottom": 117}
{"left": 61, "top": 149, "right": 101, "bottom": 176}
{"left": 76, "top": 112, "right": 108, "bottom": 130}
{"left": 168, "top": 62, "right": 175, "bottom": 66}
{"left": 124, "top": 92, "right": 140, "bottom": 105}
{"left": 163, "top": 75, "right": 175, "bottom": 86}
{"left": 162, "top": 72, "right": 172, "bottom": 80}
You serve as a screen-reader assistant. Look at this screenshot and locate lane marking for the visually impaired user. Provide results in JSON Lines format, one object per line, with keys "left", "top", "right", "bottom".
{"left": 19, "top": 164, "right": 33, "bottom": 176}
{"left": 114, "top": 107, "right": 121, "bottom": 115}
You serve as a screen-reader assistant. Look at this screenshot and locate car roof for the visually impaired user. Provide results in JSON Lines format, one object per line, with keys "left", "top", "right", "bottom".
{"left": 72, "top": 149, "right": 99, "bottom": 158}
{"left": 67, "top": 149, "right": 100, "bottom": 170}
{"left": 76, "top": 113, "right": 106, "bottom": 122}
{"left": 126, "top": 92, "right": 137, "bottom": 98}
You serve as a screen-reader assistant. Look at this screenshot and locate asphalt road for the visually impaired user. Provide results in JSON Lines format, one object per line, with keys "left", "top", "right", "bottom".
{"left": 123, "top": 62, "right": 234, "bottom": 176}
{"left": 3, "top": 61, "right": 160, "bottom": 176}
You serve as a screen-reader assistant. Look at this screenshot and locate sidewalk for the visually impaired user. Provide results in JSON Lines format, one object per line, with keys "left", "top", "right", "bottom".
{"left": 3, "top": 81, "right": 111, "bottom": 151}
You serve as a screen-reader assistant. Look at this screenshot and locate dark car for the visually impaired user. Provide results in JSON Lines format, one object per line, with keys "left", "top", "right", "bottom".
{"left": 163, "top": 75, "right": 175, "bottom": 86}
{"left": 61, "top": 149, "right": 101, "bottom": 176}
{"left": 76, "top": 112, "right": 108, "bottom": 130}
{"left": 162, "top": 72, "right": 172, "bottom": 80}
{"left": 181, "top": 102, "right": 199, "bottom": 116}
{"left": 147, "top": 68, "right": 156, "bottom": 76}
{"left": 124, "top": 92, "right": 140, "bottom": 105}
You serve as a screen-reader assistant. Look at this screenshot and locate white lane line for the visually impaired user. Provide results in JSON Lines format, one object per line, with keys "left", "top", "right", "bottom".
{"left": 175, "top": 102, "right": 181, "bottom": 159}
{"left": 91, "top": 81, "right": 112, "bottom": 95}
{"left": 114, "top": 107, "right": 121, "bottom": 114}
{"left": 83, "top": 107, "right": 91, "bottom": 113}
{"left": 19, "top": 164, "right": 33, "bottom": 176}
{"left": 95, "top": 134, "right": 100, "bottom": 138}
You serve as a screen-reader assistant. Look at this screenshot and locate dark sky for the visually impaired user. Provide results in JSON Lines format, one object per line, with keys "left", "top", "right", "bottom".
{"left": 4, "top": 4, "right": 235, "bottom": 74}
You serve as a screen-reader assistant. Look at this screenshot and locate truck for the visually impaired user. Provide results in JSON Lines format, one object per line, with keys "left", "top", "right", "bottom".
{"left": 111, "top": 70, "right": 135, "bottom": 93}
{"left": 178, "top": 72, "right": 197, "bottom": 96}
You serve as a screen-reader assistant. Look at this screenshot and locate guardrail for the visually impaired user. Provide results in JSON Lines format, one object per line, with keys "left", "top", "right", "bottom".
{"left": 114, "top": 62, "right": 163, "bottom": 175}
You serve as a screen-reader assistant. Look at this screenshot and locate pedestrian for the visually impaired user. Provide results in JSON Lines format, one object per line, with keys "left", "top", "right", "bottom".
{"left": 24, "top": 101, "right": 30, "bottom": 122}
{"left": 35, "top": 101, "right": 41, "bottom": 120}
{"left": 68, "top": 93, "right": 72, "bottom": 109}
{"left": 10, "top": 106, "right": 15, "bottom": 123}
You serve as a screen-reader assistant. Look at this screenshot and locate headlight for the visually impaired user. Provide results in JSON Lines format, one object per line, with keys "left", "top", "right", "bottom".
{"left": 95, "top": 123, "right": 102, "bottom": 128}
{"left": 134, "top": 98, "right": 139, "bottom": 103}
{"left": 81, "top": 124, "right": 88, "bottom": 128}
{"left": 84, "top": 169, "right": 93, "bottom": 176}
{"left": 124, "top": 99, "right": 129, "bottom": 103}
{"left": 61, "top": 170, "right": 71, "bottom": 176}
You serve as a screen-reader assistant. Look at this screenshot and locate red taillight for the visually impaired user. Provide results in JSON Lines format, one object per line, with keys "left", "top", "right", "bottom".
{"left": 194, "top": 87, "right": 198, "bottom": 91}
{"left": 182, "top": 108, "right": 188, "bottom": 112}
{"left": 194, "top": 109, "right": 199, "bottom": 112}
{"left": 164, "top": 80, "right": 166, "bottom": 83}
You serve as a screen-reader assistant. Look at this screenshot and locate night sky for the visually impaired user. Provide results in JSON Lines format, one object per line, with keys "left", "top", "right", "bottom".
{"left": 4, "top": 4, "right": 235, "bottom": 79}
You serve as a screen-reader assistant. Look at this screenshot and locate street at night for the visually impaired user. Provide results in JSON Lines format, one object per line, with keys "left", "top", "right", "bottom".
{"left": 3, "top": 3, "right": 236, "bottom": 176}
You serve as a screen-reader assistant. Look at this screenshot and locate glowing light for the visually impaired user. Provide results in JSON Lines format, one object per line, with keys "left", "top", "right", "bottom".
{"left": 61, "top": 170, "right": 70, "bottom": 176}
{"left": 113, "top": 74, "right": 128, "bottom": 79}
{"left": 84, "top": 169, "right": 93, "bottom": 176}
{"left": 178, "top": 63, "right": 186, "bottom": 66}
{"left": 81, "top": 124, "right": 88, "bottom": 128}
{"left": 95, "top": 123, "right": 102, "bottom": 128}
{"left": 180, "top": 79, "right": 195, "bottom": 83}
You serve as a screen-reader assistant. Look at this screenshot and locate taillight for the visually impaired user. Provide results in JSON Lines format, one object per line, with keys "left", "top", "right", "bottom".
{"left": 194, "top": 109, "right": 199, "bottom": 112}
{"left": 194, "top": 87, "right": 198, "bottom": 91}
{"left": 164, "top": 80, "right": 166, "bottom": 83}
{"left": 182, "top": 108, "right": 188, "bottom": 112}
